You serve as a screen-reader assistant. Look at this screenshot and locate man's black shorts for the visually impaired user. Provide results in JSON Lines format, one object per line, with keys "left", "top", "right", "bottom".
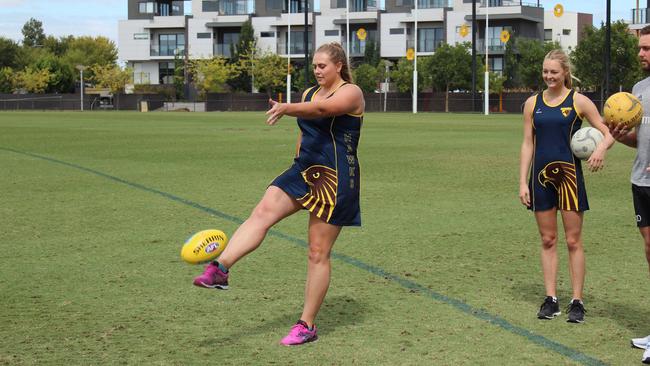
{"left": 632, "top": 184, "right": 650, "bottom": 227}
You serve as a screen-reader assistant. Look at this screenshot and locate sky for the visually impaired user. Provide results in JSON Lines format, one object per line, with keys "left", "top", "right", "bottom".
{"left": 0, "top": 0, "right": 640, "bottom": 47}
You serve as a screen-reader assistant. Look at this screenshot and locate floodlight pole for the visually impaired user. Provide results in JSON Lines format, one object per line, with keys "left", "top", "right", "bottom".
{"left": 413, "top": 0, "right": 418, "bottom": 114}
{"left": 76, "top": 65, "right": 86, "bottom": 112}
{"left": 287, "top": 3, "right": 292, "bottom": 103}
{"left": 484, "top": 2, "right": 489, "bottom": 116}
{"left": 346, "top": 0, "right": 350, "bottom": 65}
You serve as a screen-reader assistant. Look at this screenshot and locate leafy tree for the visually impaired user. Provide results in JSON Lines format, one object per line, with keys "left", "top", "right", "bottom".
{"left": 90, "top": 64, "right": 133, "bottom": 93}
{"left": 363, "top": 40, "right": 380, "bottom": 67}
{"left": 391, "top": 58, "right": 426, "bottom": 93}
{"left": 189, "top": 57, "right": 239, "bottom": 98}
{"left": 33, "top": 53, "right": 75, "bottom": 93}
{"left": 254, "top": 52, "right": 290, "bottom": 96}
{"left": 0, "top": 67, "right": 14, "bottom": 93}
{"left": 43, "top": 35, "right": 74, "bottom": 57}
{"left": 514, "top": 38, "right": 560, "bottom": 91}
{"left": 353, "top": 63, "right": 379, "bottom": 93}
{"left": 572, "top": 21, "right": 641, "bottom": 94}
{"left": 22, "top": 18, "right": 45, "bottom": 47}
{"left": 173, "top": 53, "right": 185, "bottom": 99}
{"left": 0, "top": 37, "right": 21, "bottom": 69}
{"left": 63, "top": 36, "right": 118, "bottom": 70}
{"left": 228, "top": 20, "right": 257, "bottom": 92}
{"left": 13, "top": 66, "right": 51, "bottom": 93}
{"left": 503, "top": 38, "right": 520, "bottom": 89}
{"left": 291, "top": 63, "right": 316, "bottom": 92}
{"left": 427, "top": 42, "right": 472, "bottom": 112}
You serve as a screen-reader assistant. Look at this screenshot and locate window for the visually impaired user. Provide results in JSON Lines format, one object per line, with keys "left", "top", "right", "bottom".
{"left": 324, "top": 30, "right": 339, "bottom": 36}
{"left": 390, "top": 28, "right": 405, "bottom": 35}
{"left": 418, "top": 27, "right": 444, "bottom": 52}
{"left": 487, "top": 26, "right": 511, "bottom": 50}
{"left": 562, "top": 29, "right": 571, "bottom": 35}
{"left": 134, "top": 33, "right": 149, "bottom": 40}
{"left": 261, "top": 31, "right": 275, "bottom": 37}
{"left": 544, "top": 29, "right": 552, "bottom": 41}
{"left": 202, "top": 0, "right": 219, "bottom": 12}
{"left": 139, "top": 1, "right": 156, "bottom": 13}
{"left": 159, "top": 62, "right": 175, "bottom": 84}
{"left": 489, "top": 57, "right": 503, "bottom": 72}
{"left": 197, "top": 32, "right": 212, "bottom": 39}
{"left": 286, "top": 30, "right": 312, "bottom": 54}
{"left": 159, "top": 3, "right": 170, "bottom": 16}
{"left": 158, "top": 33, "right": 185, "bottom": 56}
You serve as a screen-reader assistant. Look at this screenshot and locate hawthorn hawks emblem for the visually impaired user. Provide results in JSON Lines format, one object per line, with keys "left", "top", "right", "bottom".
{"left": 538, "top": 161, "right": 579, "bottom": 210}
{"left": 298, "top": 165, "right": 338, "bottom": 221}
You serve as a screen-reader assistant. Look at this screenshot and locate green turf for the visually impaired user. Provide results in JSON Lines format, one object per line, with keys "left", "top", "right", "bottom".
{"left": 0, "top": 111, "right": 645, "bottom": 365}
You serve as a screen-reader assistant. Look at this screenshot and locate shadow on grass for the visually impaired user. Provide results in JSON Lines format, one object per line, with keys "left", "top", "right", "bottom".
{"left": 199, "top": 295, "right": 364, "bottom": 345}
{"left": 511, "top": 280, "right": 650, "bottom": 333}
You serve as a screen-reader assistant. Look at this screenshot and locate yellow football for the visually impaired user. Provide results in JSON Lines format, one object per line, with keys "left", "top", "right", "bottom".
{"left": 180, "top": 229, "right": 228, "bottom": 264}
{"left": 603, "top": 92, "right": 643, "bottom": 128}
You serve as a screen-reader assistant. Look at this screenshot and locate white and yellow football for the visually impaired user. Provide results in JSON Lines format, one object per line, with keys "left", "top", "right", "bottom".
{"left": 603, "top": 92, "right": 643, "bottom": 128}
{"left": 180, "top": 229, "right": 228, "bottom": 264}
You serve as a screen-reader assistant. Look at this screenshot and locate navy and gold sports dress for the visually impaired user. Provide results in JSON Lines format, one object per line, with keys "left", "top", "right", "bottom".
{"left": 529, "top": 90, "right": 588, "bottom": 212}
{"left": 271, "top": 83, "right": 362, "bottom": 226}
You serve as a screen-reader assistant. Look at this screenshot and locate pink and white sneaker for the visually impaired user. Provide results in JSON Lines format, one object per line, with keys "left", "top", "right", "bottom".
{"left": 193, "top": 262, "right": 229, "bottom": 290}
{"left": 280, "top": 320, "right": 318, "bottom": 346}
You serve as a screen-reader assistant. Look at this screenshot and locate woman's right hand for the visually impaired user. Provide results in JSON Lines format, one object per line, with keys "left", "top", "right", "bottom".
{"left": 608, "top": 122, "right": 629, "bottom": 141}
{"left": 519, "top": 183, "right": 531, "bottom": 208}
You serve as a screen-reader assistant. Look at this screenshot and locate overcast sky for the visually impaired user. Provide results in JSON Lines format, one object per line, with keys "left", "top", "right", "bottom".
{"left": 0, "top": 0, "right": 638, "bottom": 48}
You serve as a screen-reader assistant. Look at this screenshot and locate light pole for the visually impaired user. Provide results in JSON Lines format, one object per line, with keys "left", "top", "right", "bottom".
{"left": 413, "top": 0, "right": 418, "bottom": 114}
{"left": 76, "top": 65, "right": 86, "bottom": 111}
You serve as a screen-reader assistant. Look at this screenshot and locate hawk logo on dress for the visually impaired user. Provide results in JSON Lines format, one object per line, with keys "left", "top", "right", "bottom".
{"left": 538, "top": 161, "right": 579, "bottom": 210}
{"left": 298, "top": 165, "right": 338, "bottom": 222}
{"left": 561, "top": 107, "right": 573, "bottom": 118}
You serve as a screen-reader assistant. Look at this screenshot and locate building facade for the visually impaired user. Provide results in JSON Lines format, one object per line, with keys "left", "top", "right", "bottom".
{"left": 118, "top": 0, "right": 592, "bottom": 85}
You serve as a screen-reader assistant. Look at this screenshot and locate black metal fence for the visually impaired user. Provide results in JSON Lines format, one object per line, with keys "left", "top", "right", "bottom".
{"left": 0, "top": 91, "right": 604, "bottom": 113}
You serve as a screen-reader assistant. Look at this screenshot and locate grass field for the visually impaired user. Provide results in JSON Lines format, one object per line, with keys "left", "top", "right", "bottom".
{"left": 0, "top": 111, "right": 646, "bottom": 365}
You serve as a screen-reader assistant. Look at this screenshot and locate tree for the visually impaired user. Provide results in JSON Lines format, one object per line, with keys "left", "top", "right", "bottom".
{"left": 43, "top": 35, "right": 74, "bottom": 57}
{"left": 363, "top": 40, "right": 380, "bottom": 67}
{"left": 353, "top": 63, "right": 379, "bottom": 93}
{"left": 0, "top": 67, "right": 14, "bottom": 93}
{"left": 392, "top": 58, "right": 426, "bottom": 93}
{"left": 427, "top": 42, "right": 472, "bottom": 112}
{"left": 63, "top": 36, "right": 118, "bottom": 69}
{"left": 13, "top": 67, "right": 51, "bottom": 93}
{"left": 291, "top": 63, "right": 316, "bottom": 92}
{"left": 32, "top": 53, "right": 75, "bottom": 93}
{"left": 90, "top": 64, "right": 133, "bottom": 93}
{"left": 189, "top": 57, "right": 239, "bottom": 98}
{"left": 513, "top": 38, "right": 560, "bottom": 91}
{"left": 22, "top": 18, "right": 45, "bottom": 47}
{"left": 228, "top": 20, "right": 257, "bottom": 92}
{"left": 254, "top": 53, "right": 290, "bottom": 97}
{"left": 572, "top": 21, "right": 641, "bottom": 94}
{"left": 0, "top": 37, "right": 21, "bottom": 69}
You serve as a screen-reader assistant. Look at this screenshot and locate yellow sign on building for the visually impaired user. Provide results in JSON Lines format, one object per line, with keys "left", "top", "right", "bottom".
{"left": 406, "top": 48, "right": 415, "bottom": 61}
{"left": 356, "top": 28, "right": 367, "bottom": 41}
{"left": 553, "top": 3, "right": 564, "bottom": 17}
{"left": 500, "top": 30, "right": 510, "bottom": 43}
{"left": 460, "top": 24, "right": 469, "bottom": 38}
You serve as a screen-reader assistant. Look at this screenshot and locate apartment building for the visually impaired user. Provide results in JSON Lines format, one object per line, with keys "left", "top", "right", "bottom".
{"left": 629, "top": 0, "right": 650, "bottom": 34}
{"left": 118, "top": 0, "right": 590, "bottom": 85}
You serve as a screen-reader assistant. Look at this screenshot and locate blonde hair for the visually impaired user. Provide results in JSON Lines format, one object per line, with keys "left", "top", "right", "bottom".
{"left": 544, "top": 49, "right": 573, "bottom": 89}
{"left": 315, "top": 42, "right": 353, "bottom": 83}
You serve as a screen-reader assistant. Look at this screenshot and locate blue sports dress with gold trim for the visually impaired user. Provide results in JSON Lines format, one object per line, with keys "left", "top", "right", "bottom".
{"left": 529, "top": 89, "right": 588, "bottom": 212}
{"left": 271, "top": 84, "right": 362, "bottom": 226}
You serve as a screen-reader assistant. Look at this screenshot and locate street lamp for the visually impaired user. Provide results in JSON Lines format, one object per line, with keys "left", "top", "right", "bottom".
{"left": 75, "top": 65, "right": 87, "bottom": 111}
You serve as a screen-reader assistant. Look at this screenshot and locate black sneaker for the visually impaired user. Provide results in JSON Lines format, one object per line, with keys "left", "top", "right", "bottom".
{"left": 566, "top": 299, "right": 586, "bottom": 323}
{"left": 537, "top": 296, "right": 561, "bottom": 319}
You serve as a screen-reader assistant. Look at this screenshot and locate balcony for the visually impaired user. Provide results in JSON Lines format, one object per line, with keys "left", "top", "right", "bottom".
{"left": 214, "top": 43, "right": 233, "bottom": 58}
{"left": 632, "top": 8, "right": 650, "bottom": 24}
{"left": 150, "top": 45, "right": 185, "bottom": 57}
{"left": 406, "top": 39, "right": 444, "bottom": 53}
{"left": 475, "top": 38, "right": 505, "bottom": 53}
{"left": 480, "top": 0, "right": 541, "bottom": 7}
{"left": 202, "top": 0, "right": 251, "bottom": 15}
{"left": 277, "top": 41, "right": 312, "bottom": 56}
{"left": 417, "top": 0, "right": 449, "bottom": 8}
